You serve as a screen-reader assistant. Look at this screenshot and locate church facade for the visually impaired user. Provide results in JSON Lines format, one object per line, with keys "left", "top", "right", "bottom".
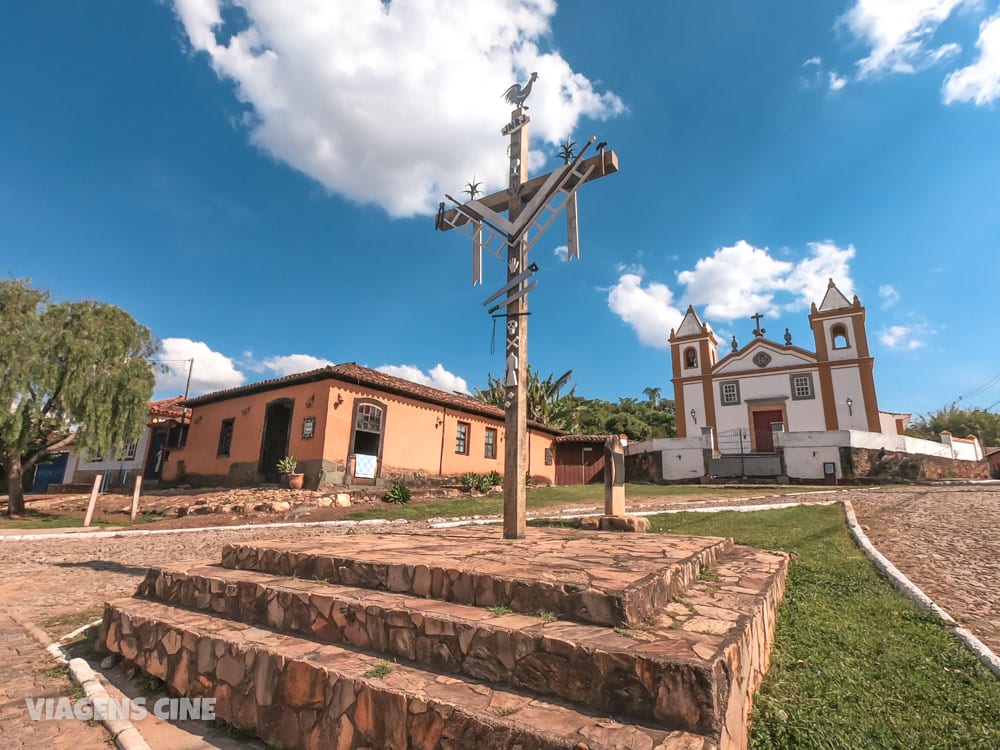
{"left": 671, "top": 280, "right": 889, "bottom": 452}
{"left": 626, "top": 280, "right": 986, "bottom": 482}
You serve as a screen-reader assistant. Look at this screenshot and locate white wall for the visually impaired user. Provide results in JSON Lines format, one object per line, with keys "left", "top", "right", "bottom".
{"left": 712, "top": 369, "right": 828, "bottom": 440}
{"left": 628, "top": 436, "right": 707, "bottom": 481}
{"left": 682, "top": 381, "right": 705, "bottom": 436}
{"left": 65, "top": 427, "right": 151, "bottom": 480}
{"left": 830, "top": 366, "right": 868, "bottom": 430}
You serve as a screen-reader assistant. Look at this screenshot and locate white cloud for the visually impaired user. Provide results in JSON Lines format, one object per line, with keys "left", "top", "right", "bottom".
{"left": 607, "top": 274, "right": 684, "bottom": 349}
{"left": 155, "top": 337, "right": 246, "bottom": 395}
{"left": 829, "top": 71, "right": 848, "bottom": 90}
{"left": 677, "top": 240, "right": 793, "bottom": 319}
{"left": 376, "top": 363, "right": 470, "bottom": 394}
{"left": 804, "top": 56, "right": 823, "bottom": 67}
{"left": 261, "top": 354, "right": 335, "bottom": 377}
{"left": 172, "top": 0, "right": 624, "bottom": 218}
{"left": 782, "top": 241, "right": 856, "bottom": 309}
{"left": 607, "top": 240, "right": 857, "bottom": 348}
{"left": 879, "top": 284, "right": 901, "bottom": 307}
{"left": 943, "top": 13, "right": 1000, "bottom": 104}
{"left": 553, "top": 244, "right": 568, "bottom": 261}
{"left": 840, "top": 0, "right": 974, "bottom": 77}
{"left": 878, "top": 324, "right": 927, "bottom": 350}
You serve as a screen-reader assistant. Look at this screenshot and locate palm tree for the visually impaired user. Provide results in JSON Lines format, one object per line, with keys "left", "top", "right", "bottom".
{"left": 643, "top": 386, "right": 661, "bottom": 409}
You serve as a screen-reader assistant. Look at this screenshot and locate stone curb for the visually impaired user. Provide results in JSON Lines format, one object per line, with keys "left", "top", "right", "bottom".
{"left": 67, "top": 658, "right": 151, "bottom": 750}
{"left": 0, "top": 517, "right": 400, "bottom": 543}
{"left": 842, "top": 499, "right": 1000, "bottom": 679}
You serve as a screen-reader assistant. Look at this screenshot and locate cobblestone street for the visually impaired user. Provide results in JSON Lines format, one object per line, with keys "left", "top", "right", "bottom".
{"left": 848, "top": 485, "right": 1000, "bottom": 654}
{"left": 0, "top": 485, "right": 996, "bottom": 747}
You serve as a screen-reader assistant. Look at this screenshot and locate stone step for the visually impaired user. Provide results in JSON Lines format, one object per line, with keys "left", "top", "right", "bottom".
{"left": 219, "top": 528, "right": 734, "bottom": 627}
{"left": 100, "top": 598, "right": 715, "bottom": 750}
{"left": 135, "top": 542, "right": 785, "bottom": 732}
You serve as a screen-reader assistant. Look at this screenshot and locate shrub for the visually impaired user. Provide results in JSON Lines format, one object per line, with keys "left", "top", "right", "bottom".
{"left": 385, "top": 483, "right": 411, "bottom": 504}
{"left": 485, "top": 470, "right": 502, "bottom": 487}
{"left": 276, "top": 456, "right": 298, "bottom": 474}
{"left": 476, "top": 474, "right": 494, "bottom": 492}
{"left": 459, "top": 472, "right": 479, "bottom": 491}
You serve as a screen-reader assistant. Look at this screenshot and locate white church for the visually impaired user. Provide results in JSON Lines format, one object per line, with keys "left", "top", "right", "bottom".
{"left": 627, "top": 280, "right": 985, "bottom": 482}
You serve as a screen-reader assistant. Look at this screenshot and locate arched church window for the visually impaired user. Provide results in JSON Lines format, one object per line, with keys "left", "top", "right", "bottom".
{"left": 831, "top": 324, "right": 850, "bottom": 350}
{"left": 684, "top": 347, "right": 697, "bottom": 368}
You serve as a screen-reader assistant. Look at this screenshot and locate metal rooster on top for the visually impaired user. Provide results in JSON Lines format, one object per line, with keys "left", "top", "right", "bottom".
{"left": 503, "top": 72, "right": 538, "bottom": 109}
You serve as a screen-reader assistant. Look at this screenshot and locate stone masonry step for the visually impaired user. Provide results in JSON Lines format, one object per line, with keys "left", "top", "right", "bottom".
{"left": 220, "top": 528, "right": 735, "bottom": 628}
{"left": 135, "top": 542, "right": 785, "bottom": 733}
{"left": 100, "top": 598, "right": 716, "bottom": 750}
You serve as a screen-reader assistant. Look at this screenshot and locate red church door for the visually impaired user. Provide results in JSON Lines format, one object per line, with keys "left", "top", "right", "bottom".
{"left": 752, "top": 410, "right": 784, "bottom": 452}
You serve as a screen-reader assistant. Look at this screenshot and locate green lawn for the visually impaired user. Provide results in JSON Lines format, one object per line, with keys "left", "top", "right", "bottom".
{"left": 349, "top": 483, "right": 818, "bottom": 522}
{"left": 0, "top": 513, "right": 114, "bottom": 530}
{"left": 636, "top": 505, "right": 1000, "bottom": 749}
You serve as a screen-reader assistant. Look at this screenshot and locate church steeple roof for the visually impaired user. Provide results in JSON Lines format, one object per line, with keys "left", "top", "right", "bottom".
{"left": 673, "top": 305, "right": 708, "bottom": 338}
{"left": 817, "top": 279, "right": 853, "bottom": 311}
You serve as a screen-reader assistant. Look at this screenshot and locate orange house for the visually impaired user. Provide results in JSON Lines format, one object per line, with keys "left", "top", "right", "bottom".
{"left": 162, "top": 363, "right": 561, "bottom": 488}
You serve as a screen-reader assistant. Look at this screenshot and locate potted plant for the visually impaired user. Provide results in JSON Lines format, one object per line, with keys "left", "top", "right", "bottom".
{"left": 276, "top": 456, "right": 304, "bottom": 489}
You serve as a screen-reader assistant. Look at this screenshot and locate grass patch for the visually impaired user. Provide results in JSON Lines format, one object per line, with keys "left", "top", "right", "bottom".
{"left": 348, "top": 483, "right": 820, "bottom": 522}
{"left": 486, "top": 605, "right": 514, "bottom": 616}
{"left": 0, "top": 513, "right": 114, "bottom": 529}
{"left": 636, "top": 504, "right": 1000, "bottom": 749}
{"left": 363, "top": 661, "right": 393, "bottom": 680}
{"left": 41, "top": 606, "right": 106, "bottom": 638}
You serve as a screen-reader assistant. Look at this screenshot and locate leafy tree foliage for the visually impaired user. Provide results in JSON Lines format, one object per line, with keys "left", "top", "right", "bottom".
{"left": 0, "top": 280, "right": 156, "bottom": 514}
{"left": 908, "top": 406, "right": 1000, "bottom": 447}
{"left": 472, "top": 367, "right": 674, "bottom": 441}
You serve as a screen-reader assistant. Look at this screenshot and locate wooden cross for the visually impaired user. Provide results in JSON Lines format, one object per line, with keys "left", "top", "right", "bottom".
{"left": 436, "top": 94, "right": 619, "bottom": 539}
{"left": 751, "top": 312, "right": 766, "bottom": 338}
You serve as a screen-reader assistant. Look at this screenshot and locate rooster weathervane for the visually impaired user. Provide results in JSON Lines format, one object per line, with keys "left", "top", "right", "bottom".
{"left": 503, "top": 72, "right": 538, "bottom": 109}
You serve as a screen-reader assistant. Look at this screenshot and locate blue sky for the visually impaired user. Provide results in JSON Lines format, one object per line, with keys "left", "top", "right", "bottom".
{"left": 4, "top": 1, "right": 1000, "bottom": 415}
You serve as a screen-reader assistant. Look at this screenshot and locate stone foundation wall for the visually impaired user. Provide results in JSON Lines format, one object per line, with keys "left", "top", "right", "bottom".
{"left": 842, "top": 447, "right": 989, "bottom": 482}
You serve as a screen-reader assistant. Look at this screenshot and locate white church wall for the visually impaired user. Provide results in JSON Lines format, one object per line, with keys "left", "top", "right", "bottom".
{"left": 713, "top": 370, "right": 828, "bottom": 437}
{"left": 714, "top": 346, "right": 814, "bottom": 374}
{"left": 830, "top": 366, "right": 868, "bottom": 430}
{"left": 682, "top": 381, "right": 705, "bottom": 435}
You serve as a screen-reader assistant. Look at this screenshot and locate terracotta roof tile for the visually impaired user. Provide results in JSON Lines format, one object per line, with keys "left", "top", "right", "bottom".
{"left": 554, "top": 433, "right": 614, "bottom": 444}
{"left": 148, "top": 396, "right": 185, "bottom": 420}
{"left": 183, "top": 363, "right": 562, "bottom": 435}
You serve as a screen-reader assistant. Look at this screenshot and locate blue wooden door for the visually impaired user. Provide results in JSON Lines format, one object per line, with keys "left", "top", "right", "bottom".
{"left": 32, "top": 453, "right": 69, "bottom": 493}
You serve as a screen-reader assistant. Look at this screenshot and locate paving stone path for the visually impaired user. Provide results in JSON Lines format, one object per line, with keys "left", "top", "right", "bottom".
{"left": 848, "top": 485, "right": 1000, "bottom": 655}
{"left": 0, "top": 485, "right": 995, "bottom": 747}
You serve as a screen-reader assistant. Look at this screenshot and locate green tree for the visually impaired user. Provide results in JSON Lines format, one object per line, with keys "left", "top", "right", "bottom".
{"left": 472, "top": 367, "right": 576, "bottom": 426}
{"left": 0, "top": 280, "right": 156, "bottom": 515}
{"left": 642, "top": 386, "right": 661, "bottom": 408}
{"left": 908, "top": 406, "right": 1000, "bottom": 447}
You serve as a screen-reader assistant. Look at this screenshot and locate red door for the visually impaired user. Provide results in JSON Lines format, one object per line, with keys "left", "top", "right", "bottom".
{"left": 752, "top": 410, "right": 783, "bottom": 452}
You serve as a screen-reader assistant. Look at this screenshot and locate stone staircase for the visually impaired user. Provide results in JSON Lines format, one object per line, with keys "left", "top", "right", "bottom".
{"left": 99, "top": 528, "right": 787, "bottom": 749}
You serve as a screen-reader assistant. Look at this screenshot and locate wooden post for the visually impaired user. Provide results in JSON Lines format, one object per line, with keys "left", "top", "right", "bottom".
{"left": 503, "top": 107, "right": 530, "bottom": 540}
{"left": 83, "top": 474, "right": 102, "bottom": 528}
{"left": 130, "top": 475, "right": 143, "bottom": 522}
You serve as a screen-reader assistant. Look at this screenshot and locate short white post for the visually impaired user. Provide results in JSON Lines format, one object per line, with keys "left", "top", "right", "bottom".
{"left": 83, "top": 474, "right": 102, "bottom": 528}
{"left": 129, "top": 475, "right": 143, "bottom": 522}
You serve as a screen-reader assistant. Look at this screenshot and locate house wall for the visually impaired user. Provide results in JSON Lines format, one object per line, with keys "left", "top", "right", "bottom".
{"left": 67, "top": 427, "right": 152, "bottom": 486}
{"left": 163, "top": 382, "right": 329, "bottom": 484}
{"left": 164, "top": 380, "right": 557, "bottom": 486}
